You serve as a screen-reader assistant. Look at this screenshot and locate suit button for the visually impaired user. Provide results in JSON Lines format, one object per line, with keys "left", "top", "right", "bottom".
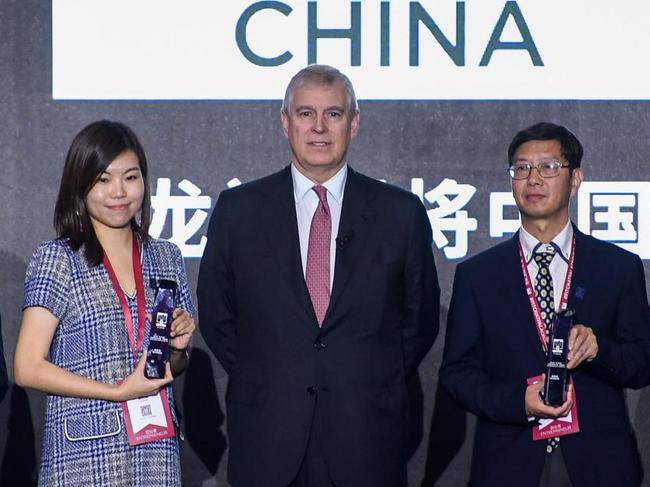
{"left": 313, "top": 341, "right": 325, "bottom": 350}
{"left": 307, "top": 386, "right": 317, "bottom": 396}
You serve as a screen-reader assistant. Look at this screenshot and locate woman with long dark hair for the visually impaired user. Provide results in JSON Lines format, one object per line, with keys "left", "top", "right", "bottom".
{"left": 14, "top": 120, "right": 195, "bottom": 486}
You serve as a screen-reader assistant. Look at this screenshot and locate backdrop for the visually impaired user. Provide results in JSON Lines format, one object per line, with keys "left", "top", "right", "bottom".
{"left": 1, "top": 1, "right": 650, "bottom": 486}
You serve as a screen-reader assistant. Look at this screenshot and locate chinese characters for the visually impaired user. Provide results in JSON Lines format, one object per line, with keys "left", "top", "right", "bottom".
{"left": 150, "top": 178, "right": 212, "bottom": 258}
{"left": 150, "top": 177, "right": 650, "bottom": 260}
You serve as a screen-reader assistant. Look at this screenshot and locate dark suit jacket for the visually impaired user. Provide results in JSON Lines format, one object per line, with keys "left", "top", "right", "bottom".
{"left": 439, "top": 226, "right": 650, "bottom": 486}
{"left": 198, "top": 166, "right": 439, "bottom": 487}
{"left": 0, "top": 311, "right": 7, "bottom": 403}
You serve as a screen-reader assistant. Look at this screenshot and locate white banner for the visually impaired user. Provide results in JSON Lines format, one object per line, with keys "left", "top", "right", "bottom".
{"left": 52, "top": 0, "right": 650, "bottom": 100}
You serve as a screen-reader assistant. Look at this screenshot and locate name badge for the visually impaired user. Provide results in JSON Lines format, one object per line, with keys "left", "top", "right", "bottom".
{"left": 121, "top": 388, "right": 175, "bottom": 446}
{"left": 527, "top": 374, "right": 580, "bottom": 441}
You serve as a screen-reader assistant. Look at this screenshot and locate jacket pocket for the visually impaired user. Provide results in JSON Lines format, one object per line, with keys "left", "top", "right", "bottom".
{"left": 64, "top": 410, "right": 122, "bottom": 442}
{"left": 371, "top": 383, "right": 408, "bottom": 412}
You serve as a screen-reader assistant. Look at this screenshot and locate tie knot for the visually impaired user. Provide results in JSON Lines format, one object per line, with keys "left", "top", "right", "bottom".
{"left": 533, "top": 249, "right": 555, "bottom": 267}
{"left": 312, "top": 185, "right": 328, "bottom": 204}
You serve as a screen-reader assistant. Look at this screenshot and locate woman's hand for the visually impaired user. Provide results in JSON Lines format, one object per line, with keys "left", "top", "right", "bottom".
{"left": 111, "top": 354, "right": 172, "bottom": 402}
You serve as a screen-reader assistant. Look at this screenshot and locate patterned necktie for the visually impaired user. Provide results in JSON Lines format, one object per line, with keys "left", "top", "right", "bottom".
{"left": 533, "top": 248, "right": 556, "bottom": 337}
{"left": 533, "top": 246, "right": 561, "bottom": 453}
{"left": 305, "top": 185, "right": 331, "bottom": 326}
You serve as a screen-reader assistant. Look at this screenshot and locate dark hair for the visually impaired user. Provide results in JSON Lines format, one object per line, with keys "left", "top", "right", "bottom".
{"left": 54, "top": 120, "right": 151, "bottom": 266}
{"left": 282, "top": 64, "right": 358, "bottom": 115}
{"left": 508, "top": 122, "right": 583, "bottom": 169}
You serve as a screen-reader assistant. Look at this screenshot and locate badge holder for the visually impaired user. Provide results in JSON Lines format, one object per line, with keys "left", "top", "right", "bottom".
{"left": 104, "top": 237, "right": 177, "bottom": 446}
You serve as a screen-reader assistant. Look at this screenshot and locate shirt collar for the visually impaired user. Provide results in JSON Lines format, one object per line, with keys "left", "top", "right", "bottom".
{"left": 519, "top": 220, "right": 573, "bottom": 264}
{"left": 291, "top": 163, "right": 348, "bottom": 204}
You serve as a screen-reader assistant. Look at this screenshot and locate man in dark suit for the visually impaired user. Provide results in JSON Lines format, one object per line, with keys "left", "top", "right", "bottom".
{"left": 440, "top": 122, "right": 650, "bottom": 486}
{"left": 198, "top": 65, "right": 439, "bottom": 487}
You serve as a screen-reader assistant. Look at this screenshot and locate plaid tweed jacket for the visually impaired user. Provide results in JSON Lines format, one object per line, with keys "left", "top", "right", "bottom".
{"left": 24, "top": 237, "right": 196, "bottom": 487}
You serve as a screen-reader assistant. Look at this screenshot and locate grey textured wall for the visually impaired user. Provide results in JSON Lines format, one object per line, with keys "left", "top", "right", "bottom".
{"left": 1, "top": 2, "right": 649, "bottom": 486}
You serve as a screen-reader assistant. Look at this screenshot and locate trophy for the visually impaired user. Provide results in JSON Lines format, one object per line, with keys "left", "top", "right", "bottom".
{"left": 144, "top": 279, "right": 177, "bottom": 379}
{"left": 543, "top": 308, "right": 574, "bottom": 406}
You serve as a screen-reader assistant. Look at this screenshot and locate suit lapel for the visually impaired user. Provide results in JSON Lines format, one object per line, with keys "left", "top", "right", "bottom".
{"left": 258, "top": 166, "right": 317, "bottom": 325}
{"left": 505, "top": 226, "right": 595, "bottom": 366}
{"left": 323, "top": 168, "right": 373, "bottom": 328}
{"left": 503, "top": 233, "right": 548, "bottom": 363}
{"left": 256, "top": 166, "right": 377, "bottom": 329}
{"left": 567, "top": 226, "right": 595, "bottom": 312}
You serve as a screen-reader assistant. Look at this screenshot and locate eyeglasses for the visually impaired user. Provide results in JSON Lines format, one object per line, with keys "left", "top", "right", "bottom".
{"left": 508, "top": 161, "right": 571, "bottom": 180}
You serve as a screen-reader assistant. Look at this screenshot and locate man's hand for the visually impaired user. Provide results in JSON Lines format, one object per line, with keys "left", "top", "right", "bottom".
{"left": 567, "top": 324, "right": 598, "bottom": 369}
{"left": 525, "top": 375, "right": 573, "bottom": 418}
{"left": 169, "top": 308, "right": 195, "bottom": 351}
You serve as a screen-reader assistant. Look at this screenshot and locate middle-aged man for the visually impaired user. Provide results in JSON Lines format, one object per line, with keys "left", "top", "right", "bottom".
{"left": 440, "top": 122, "right": 650, "bottom": 486}
{"left": 198, "top": 64, "right": 440, "bottom": 487}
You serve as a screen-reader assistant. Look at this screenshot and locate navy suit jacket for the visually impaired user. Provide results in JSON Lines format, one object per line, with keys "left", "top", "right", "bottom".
{"left": 198, "top": 166, "right": 440, "bottom": 487}
{"left": 440, "top": 226, "right": 650, "bottom": 486}
{"left": 0, "top": 312, "right": 7, "bottom": 403}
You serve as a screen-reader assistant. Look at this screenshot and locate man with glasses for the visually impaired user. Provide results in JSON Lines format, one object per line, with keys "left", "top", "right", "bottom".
{"left": 440, "top": 122, "right": 650, "bottom": 486}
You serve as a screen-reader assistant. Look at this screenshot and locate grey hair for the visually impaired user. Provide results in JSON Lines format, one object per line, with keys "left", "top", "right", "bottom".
{"left": 282, "top": 64, "right": 359, "bottom": 116}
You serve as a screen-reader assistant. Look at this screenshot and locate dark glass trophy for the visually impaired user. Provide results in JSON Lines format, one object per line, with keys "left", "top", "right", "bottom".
{"left": 145, "top": 279, "right": 177, "bottom": 379}
{"left": 543, "top": 308, "right": 574, "bottom": 406}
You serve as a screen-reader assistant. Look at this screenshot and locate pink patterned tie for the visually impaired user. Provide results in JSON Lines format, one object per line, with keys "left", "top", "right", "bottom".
{"left": 306, "top": 185, "right": 331, "bottom": 326}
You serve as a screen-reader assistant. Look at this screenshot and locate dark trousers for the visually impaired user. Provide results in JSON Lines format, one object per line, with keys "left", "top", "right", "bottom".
{"left": 539, "top": 447, "right": 573, "bottom": 487}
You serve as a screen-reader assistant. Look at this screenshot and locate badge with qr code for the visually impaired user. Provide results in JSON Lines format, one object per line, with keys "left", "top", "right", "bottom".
{"left": 122, "top": 389, "right": 175, "bottom": 446}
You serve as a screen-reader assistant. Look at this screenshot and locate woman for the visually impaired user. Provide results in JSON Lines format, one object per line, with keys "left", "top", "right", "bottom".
{"left": 14, "top": 120, "right": 196, "bottom": 486}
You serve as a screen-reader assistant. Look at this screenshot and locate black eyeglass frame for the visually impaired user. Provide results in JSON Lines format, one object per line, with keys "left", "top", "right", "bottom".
{"left": 507, "top": 161, "right": 571, "bottom": 180}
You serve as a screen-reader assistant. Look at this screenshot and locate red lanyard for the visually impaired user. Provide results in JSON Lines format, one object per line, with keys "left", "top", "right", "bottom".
{"left": 103, "top": 235, "right": 147, "bottom": 363}
{"left": 518, "top": 235, "right": 575, "bottom": 352}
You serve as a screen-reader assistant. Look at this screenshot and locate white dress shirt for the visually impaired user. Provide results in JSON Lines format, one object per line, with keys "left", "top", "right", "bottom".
{"left": 519, "top": 220, "right": 573, "bottom": 311}
{"left": 291, "top": 163, "right": 347, "bottom": 290}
